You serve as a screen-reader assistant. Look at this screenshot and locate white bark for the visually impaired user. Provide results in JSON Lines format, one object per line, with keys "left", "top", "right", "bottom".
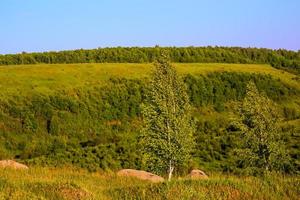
{"left": 168, "top": 160, "right": 174, "bottom": 181}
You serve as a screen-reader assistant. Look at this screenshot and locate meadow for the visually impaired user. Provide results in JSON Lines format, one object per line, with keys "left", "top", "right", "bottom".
{"left": 0, "top": 167, "right": 299, "bottom": 200}
{"left": 0, "top": 63, "right": 299, "bottom": 98}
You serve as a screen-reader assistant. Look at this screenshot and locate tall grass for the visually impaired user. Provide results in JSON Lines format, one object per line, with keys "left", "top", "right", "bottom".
{"left": 0, "top": 167, "right": 299, "bottom": 200}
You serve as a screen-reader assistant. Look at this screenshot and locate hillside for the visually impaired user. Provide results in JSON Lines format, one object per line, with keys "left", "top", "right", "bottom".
{"left": 0, "top": 62, "right": 299, "bottom": 174}
{"left": 0, "top": 63, "right": 299, "bottom": 98}
{"left": 1, "top": 0, "right": 300, "bottom": 199}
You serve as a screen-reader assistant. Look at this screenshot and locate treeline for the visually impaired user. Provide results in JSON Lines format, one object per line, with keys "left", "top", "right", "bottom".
{"left": 0, "top": 47, "right": 299, "bottom": 74}
{"left": 0, "top": 72, "right": 299, "bottom": 174}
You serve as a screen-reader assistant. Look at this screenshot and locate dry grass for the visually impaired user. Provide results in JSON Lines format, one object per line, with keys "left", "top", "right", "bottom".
{"left": 0, "top": 167, "right": 299, "bottom": 200}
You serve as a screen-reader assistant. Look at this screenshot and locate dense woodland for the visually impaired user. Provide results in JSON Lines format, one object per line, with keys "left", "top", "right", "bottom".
{"left": 0, "top": 47, "right": 300, "bottom": 74}
{"left": 0, "top": 72, "right": 299, "bottom": 175}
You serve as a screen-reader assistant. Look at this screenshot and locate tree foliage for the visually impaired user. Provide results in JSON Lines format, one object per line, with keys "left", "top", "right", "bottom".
{"left": 0, "top": 73, "right": 298, "bottom": 174}
{"left": 234, "top": 81, "right": 290, "bottom": 174}
{"left": 140, "top": 55, "right": 195, "bottom": 180}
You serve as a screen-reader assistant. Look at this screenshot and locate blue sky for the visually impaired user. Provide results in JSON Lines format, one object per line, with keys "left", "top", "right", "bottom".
{"left": 0, "top": 0, "right": 299, "bottom": 54}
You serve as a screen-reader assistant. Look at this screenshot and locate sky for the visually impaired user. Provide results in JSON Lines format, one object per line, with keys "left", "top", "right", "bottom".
{"left": 0, "top": 0, "right": 299, "bottom": 54}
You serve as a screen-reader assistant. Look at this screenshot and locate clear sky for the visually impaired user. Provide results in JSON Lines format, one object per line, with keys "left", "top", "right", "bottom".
{"left": 1, "top": 0, "right": 299, "bottom": 54}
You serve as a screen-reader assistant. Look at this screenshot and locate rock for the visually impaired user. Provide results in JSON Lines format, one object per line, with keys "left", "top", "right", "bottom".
{"left": 186, "top": 169, "right": 208, "bottom": 179}
{"left": 117, "top": 169, "right": 164, "bottom": 183}
{"left": 0, "top": 160, "right": 29, "bottom": 170}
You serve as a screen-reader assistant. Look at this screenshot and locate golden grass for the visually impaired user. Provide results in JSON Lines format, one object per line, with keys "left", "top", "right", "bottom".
{"left": 0, "top": 63, "right": 298, "bottom": 98}
{"left": 0, "top": 167, "right": 299, "bottom": 200}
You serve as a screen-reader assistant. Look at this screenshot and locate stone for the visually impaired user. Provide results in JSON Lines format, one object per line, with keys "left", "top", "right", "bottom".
{"left": 187, "top": 169, "right": 208, "bottom": 179}
{"left": 117, "top": 169, "right": 164, "bottom": 183}
{"left": 0, "top": 160, "right": 29, "bottom": 170}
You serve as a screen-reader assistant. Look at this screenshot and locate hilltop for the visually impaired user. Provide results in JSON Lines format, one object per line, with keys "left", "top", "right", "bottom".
{"left": 1, "top": 47, "right": 299, "bottom": 75}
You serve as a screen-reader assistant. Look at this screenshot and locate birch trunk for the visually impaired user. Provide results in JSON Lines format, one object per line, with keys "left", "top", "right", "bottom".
{"left": 168, "top": 160, "right": 174, "bottom": 181}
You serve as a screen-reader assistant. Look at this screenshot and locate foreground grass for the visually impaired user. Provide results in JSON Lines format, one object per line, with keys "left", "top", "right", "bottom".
{"left": 0, "top": 167, "right": 299, "bottom": 200}
{"left": 0, "top": 63, "right": 298, "bottom": 98}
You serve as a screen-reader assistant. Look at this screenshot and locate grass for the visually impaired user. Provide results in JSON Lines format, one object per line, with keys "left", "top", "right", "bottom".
{"left": 0, "top": 167, "right": 299, "bottom": 200}
{"left": 0, "top": 63, "right": 298, "bottom": 98}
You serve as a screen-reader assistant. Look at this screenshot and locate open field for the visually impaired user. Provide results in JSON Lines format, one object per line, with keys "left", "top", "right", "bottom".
{"left": 0, "top": 167, "right": 299, "bottom": 200}
{"left": 0, "top": 63, "right": 298, "bottom": 98}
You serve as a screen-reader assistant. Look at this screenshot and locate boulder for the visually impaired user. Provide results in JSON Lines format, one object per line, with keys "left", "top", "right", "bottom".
{"left": 0, "top": 160, "right": 29, "bottom": 170}
{"left": 186, "top": 169, "right": 208, "bottom": 179}
{"left": 117, "top": 169, "right": 164, "bottom": 183}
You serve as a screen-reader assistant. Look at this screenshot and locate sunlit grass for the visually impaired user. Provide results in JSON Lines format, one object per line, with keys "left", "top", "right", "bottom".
{"left": 0, "top": 167, "right": 299, "bottom": 200}
{"left": 0, "top": 63, "right": 298, "bottom": 99}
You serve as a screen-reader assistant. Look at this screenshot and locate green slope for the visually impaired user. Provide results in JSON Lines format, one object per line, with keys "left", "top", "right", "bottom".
{"left": 0, "top": 63, "right": 299, "bottom": 175}
{"left": 0, "top": 63, "right": 298, "bottom": 98}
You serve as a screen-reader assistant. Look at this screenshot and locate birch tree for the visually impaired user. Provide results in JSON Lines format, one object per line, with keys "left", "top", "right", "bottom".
{"left": 141, "top": 54, "right": 195, "bottom": 181}
{"left": 235, "top": 81, "right": 289, "bottom": 173}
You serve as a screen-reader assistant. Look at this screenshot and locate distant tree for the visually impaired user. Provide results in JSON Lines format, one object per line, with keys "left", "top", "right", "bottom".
{"left": 234, "top": 81, "right": 289, "bottom": 174}
{"left": 140, "top": 54, "right": 195, "bottom": 181}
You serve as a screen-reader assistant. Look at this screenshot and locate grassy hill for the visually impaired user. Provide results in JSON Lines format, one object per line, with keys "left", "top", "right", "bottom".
{"left": 0, "top": 63, "right": 299, "bottom": 98}
{"left": 0, "top": 62, "right": 299, "bottom": 199}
